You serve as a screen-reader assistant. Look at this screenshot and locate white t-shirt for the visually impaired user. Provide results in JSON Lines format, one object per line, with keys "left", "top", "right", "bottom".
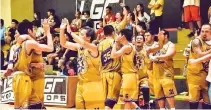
{"left": 138, "top": 12, "right": 150, "bottom": 22}
{"left": 183, "top": 0, "right": 200, "bottom": 7}
{"left": 207, "top": 60, "right": 211, "bottom": 82}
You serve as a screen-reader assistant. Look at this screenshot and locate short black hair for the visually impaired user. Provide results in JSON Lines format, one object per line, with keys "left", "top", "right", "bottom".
{"left": 83, "top": 11, "right": 90, "bottom": 16}
{"left": 145, "top": 30, "right": 153, "bottom": 36}
{"left": 48, "top": 9, "right": 55, "bottom": 15}
{"left": 82, "top": 26, "right": 96, "bottom": 42}
{"left": 103, "top": 25, "right": 114, "bottom": 36}
{"left": 106, "top": 6, "right": 112, "bottom": 10}
{"left": 0, "top": 19, "right": 4, "bottom": 26}
{"left": 12, "top": 19, "right": 19, "bottom": 24}
{"left": 162, "top": 30, "right": 170, "bottom": 39}
{"left": 120, "top": 29, "right": 133, "bottom": 42}
{"left": 122, "top": 6, "right": 131, "bottom": 13}
{"left": 18, "top": 20, "right": 33, "bottom": 35}
{"left": 137, "top": 22, "right": 147, "bottom": 31}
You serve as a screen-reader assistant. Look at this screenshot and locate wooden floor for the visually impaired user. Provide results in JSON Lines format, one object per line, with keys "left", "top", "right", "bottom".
{"left": 0, "top": 103, "right": 75, "bottom": 110}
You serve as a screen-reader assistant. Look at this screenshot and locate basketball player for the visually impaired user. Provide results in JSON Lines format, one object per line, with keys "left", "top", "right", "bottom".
{"left": 59, "top": 19, "right": 104, "bottom": 109}
{"left": 149, "top": 30, "right": 177, "bottom": 110}
{"left": 98, "top": 25, "right": 121, "bottom": 109}
{"left": 186, "top": 24, "right": 211, "bottom": 109}
{"left": 134, "top": 35, "right": 150, "bottom": 109}
{"left": 111, "top": 29, "right": 139, "bottom": 109}
{"left": 4, "top": 19, "right": 54, "bottom": 109}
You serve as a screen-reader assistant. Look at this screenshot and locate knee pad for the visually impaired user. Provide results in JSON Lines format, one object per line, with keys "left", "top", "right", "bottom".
{"left": 105, "top": 99, "right": 117, "bottom": 109}
{"left": 12, "top": 72, "right": 32, "bottom": 108}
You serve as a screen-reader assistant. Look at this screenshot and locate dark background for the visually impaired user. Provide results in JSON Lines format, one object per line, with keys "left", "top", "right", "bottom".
{"left": 34, "top": 0, "right": 211, "bottom": 28}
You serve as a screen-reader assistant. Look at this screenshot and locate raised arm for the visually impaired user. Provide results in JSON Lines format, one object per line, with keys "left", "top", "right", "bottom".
{"left": 59, "top": 19, "right": 79, "bottom": 51}
{"left": 111, "top": 42, "right": 131, "bottom": 59}
{"left": 26, "top": 19, "right": 54, "bottom": 53}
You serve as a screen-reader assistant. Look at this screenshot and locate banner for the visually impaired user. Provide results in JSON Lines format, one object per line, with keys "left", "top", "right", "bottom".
{"left": 1, "top": 76, "right": 68, "bottom": 106}
{"left": 77, "top": 0, "right": 122, "bottom": 30}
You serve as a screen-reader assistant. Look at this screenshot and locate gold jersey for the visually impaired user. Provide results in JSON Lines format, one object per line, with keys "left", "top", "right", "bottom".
{"left": 121, "top": 43, "right": 137, "bottom": 73}
{"left": 109, "top": 19, "right": 127, "bottom": 33}
{"left": 134, "top": 47, "right": 146, "bottom": 79}
{"left": 77, "top": 47, "right": 101, "bottom": 82}
{"left": 187, "top": 37, "right": 211, "bottom": 73}
{"left": 153, "top": 41, "right": 174, "bottom": 79}
{"left": 13, "top": 42, "right": 44, "bottom": 78}
{"left": 143, "top": 42, "right": 158, "bottom": 74}
{"left": 98, "top": 38, "right": 121, "bottom": 73}
{"left": 13, "top": 42, "right": 33, "bottom": 76}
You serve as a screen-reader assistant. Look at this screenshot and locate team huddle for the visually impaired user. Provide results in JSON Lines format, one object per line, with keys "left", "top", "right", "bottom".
{"left": 2, "top": 12, "right": 211, "bottom": 110}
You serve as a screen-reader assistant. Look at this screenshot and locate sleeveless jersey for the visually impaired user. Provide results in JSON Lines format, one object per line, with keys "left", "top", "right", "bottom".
{"left": 121, "top": 43, "right": 137, "bottom": 73}
{"left": 98, "top": 38, "right": 121, "bottom": 73}
{"left": 153, "top": 41, "right": 174, "bottom": 79}
{"left": 134, "top": 47, "right": 146, "bottom": 78}
{"left": 77, "top": 47, "right": 101, "bottom": 82}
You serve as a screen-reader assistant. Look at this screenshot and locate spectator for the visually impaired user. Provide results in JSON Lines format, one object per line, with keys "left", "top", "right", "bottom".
{"left": 82, "top": 11, "right": 94, "bottom": 28}
{"left": 148, "top": 0, "right": 164, "bottom": 35}
{"left": 66, "top": 60, "right": 75, "bottom": 76}
{"left": 134, "top": 22, "right": 147, "bottom": 36}
{"left": 134, "top": 3, "right": 150, "bottom": 24}
{"left": 33, "top": 20, "right": 44, "bottom": 39}
{"left": 96, "top": 18, "right": 104, "bottom": 41}
{"left": 71, "top": 10, "right": 82, "bottom": 31}
{"left": 0, "top": 49, "right": 4, "bottom": 70}
{"left": 183, "top": 0, "right": 201, "bottom": 37}
{"left": 8, "top": 19, "right": 19, "bottom": 41}
{"left": 47, "top": 9, "right": 61, "bottom": 33}
{"left": 0, "top": 19, "right": 6, "bottom": 46}
{"left": 208, "top": 6, "right": 211, "bottom": 24}
{"left": 126, "top": 12, "right": 135, "bottom": 34}
{"left": 33, "top": 12, "right": 41, "bottom": 27}
{"left": 57, "top": 59, "right": 69, "bottom": 76}
{"left": 104, "top": 6, "right": 116, "bottom": 24}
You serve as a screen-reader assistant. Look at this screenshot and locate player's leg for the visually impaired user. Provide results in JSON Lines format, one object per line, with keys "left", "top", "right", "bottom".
{"left": 12, "top": 72, "right": 32, "bottom": 109}
{"left": 75, "top": 82, "right": 85, "bottom": 109}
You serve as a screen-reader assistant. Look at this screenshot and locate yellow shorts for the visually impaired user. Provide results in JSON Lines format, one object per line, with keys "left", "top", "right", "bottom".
{"left": 186, "top": 71, "right": 209, "bottom": 103}
{"left": 12, "top": 71, "right": 44, "bottom": 108}
{"left": 147, "top": 70, "right": 154, "bottom": 95}
{"left": 76, "top": 80, "right": 104, "bottom": 109}
{"left": 102, "top": 72, "right": 121, "bottom": 101}
{"left": 153, "top": 78, "right": 177, "bottom": 100}
{"left": 122, "top": 73, "right": 139, "bottom": 101}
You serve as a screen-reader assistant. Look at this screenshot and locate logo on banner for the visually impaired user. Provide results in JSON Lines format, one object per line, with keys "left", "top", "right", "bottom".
{"left": 1, "top": 76, "right": 68, "bottom": 106}
{"left": 77, "top": 0, "right": 120, "bottom": 30}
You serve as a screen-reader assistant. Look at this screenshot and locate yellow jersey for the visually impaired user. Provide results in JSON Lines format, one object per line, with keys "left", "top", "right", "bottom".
{"left": 153, "top": 41, "right": 174, "bottom": 79}
{"left": 134, "top": 47, "right": 146, "bottom": 79}
{"left": 13, "top": 42, "right": 33, "bottom": 76}
{"left": 98, "top": 37, "right": 121, "bottom": 73}
{"left": 187, "top": 37, "right": 211, "bottom": 83}
{"left": 121, "top": 43, "right": 137, "bottom": 74}
{"left": 77, "top": 47, "right": 101, "bottom": 82}
{"left": 143, "top": 42, "right": 158, "bottom": 74}
{"left": 109, "top": 18, "right": 127, "bottom": 33}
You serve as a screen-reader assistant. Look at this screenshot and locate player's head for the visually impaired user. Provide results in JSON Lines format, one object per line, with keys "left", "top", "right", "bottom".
{"left": 17, "top": 20, "right": 36, "bottom": 39}
{"left": 103, "top": 25, "right": 115, "bottom": 37}
{"left": 135, "top": 35, "right": 145, "bottom": 47}
{"left": 80, "top": 26, "right": 96, "bottom": 42}
{"left": 118, "top": 29, "right": 133, "bottom": 44}
{"left": 200, "top": 24, "right": 211, "bottom": 41}
{"left": 144, "top": 30, "right": 154, "bottom": 43}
